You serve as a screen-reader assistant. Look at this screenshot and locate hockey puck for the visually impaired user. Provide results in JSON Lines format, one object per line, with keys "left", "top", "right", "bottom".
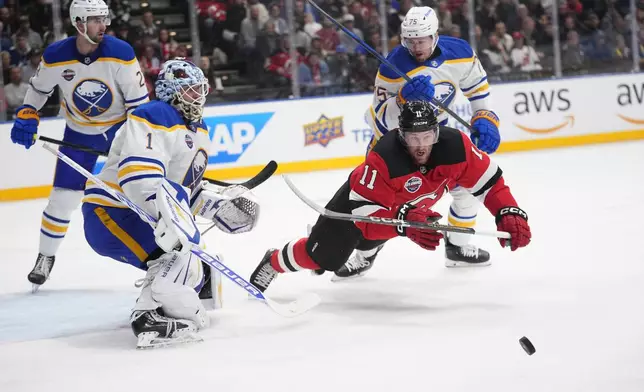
{"left": 519, "top": 336, "right": 536, "bottom": 355}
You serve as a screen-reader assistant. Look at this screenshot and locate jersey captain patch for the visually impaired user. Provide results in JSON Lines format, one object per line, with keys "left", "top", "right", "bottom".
{"left": 73, "top": 79, "right": 113, "bottom": 117}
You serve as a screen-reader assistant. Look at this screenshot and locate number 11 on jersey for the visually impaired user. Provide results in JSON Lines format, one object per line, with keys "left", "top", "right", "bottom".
{"left": 359, "top": 165, "right": 377, "bottom": 190}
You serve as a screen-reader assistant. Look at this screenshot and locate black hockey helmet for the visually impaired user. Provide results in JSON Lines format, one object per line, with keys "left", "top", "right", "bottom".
{"left": 398, "top": 100, "right": 439, "bottom": 146}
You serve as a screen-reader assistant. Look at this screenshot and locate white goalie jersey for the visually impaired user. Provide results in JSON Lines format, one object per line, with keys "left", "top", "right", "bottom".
{"left": 368, "top": 36, "right": 492, "bottom": 139}
{"left": 83, "top": 100, "right": 211, "bottom": 216}
{"left": 24, "top": 35, "right": 149, "bottom": 135}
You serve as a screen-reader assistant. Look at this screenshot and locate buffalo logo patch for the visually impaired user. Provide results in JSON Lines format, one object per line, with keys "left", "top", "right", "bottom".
{"left": 185, "top": 134, "right": 194, "bottom": 149}
{"left": 404, "top": 176, "right": 422, "bottom": 193}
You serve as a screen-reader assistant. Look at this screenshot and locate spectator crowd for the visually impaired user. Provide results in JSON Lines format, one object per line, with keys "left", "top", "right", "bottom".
{"left": 1, "top": 0, "right": 643, "bottom": 114}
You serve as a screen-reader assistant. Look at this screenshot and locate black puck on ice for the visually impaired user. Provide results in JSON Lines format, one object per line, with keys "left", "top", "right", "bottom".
{"left": 519, "top": 336, "right": 536, "bottom": 355}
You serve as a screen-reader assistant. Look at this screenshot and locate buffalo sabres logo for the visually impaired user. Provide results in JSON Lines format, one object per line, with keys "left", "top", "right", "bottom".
{"left": 404, "top": 176, "right": 422, "bottom": 193}
{"left": 72, "top": 79, "right": 113, "bottom": 117}
{"left": 183, "top": 149, "right": 208, "bottom": 192}
{"left": 429, "top": 82, "right": 456, "bottom": 116}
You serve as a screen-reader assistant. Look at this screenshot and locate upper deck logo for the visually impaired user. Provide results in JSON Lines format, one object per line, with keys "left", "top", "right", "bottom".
{"left": 73, "top": 79, "right": 113, "bottom": 117}
{"left": 61, "top": 69, "right": 75, "bottom": 81}
{"left": 303, "top": 114, "right": 344, "bottom": 147}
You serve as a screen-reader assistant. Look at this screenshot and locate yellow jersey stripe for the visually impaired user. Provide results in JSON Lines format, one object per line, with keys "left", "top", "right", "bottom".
{"left": 94, "top": 207, "right": 148, "bottom": 261}
{"left": 41, "top": 219, "right": 68, "bottom": 233}
{"left": 83, "top": 196, "right": 127, "bottom": 208}
{"left": 42, "top": 59, "right": 79, "bottom": 67}
{"left": 376, "top": 66, "right": 426, "bottom": 83}
{"left": 464, "top": 83, "right": 490, "bottom": 97}
{"left": 129, "top": 114, "right": 188, "bottom": 132}
{"left": 448, "top": 216, "right": 477, "bottom": 228}
{"left": 97, "top": 57, "right": 136, "bottom": 65}
{"left": 118, "top": 164, "right": 164, "bottom": 178}
{"left": 444, "top": 57, "right": 475, "bottom": 64}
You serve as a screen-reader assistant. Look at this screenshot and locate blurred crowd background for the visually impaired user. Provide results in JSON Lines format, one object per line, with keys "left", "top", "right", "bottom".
{"left": 0, "top": 0, "right": 642, "bottom": 119}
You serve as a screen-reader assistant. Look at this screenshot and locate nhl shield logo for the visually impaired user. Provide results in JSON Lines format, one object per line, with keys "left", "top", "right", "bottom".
{"left": 61, "top": 69, "right": 76, "bottom": 81}
{"left": 303, "top": 114, "right": 344, "bottom": 147}
{"left": 185, "top": 134, "right": 194, "bottom": 149}
{"left": 404, "top": 176, "right": 422, "bottom": 193}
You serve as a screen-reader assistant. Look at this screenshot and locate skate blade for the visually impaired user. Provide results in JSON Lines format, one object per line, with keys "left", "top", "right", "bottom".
{"left": 136, "top": 331, "right": 203, "bottom": 350}
{"left": 31, "top": 284, "right": 42, "bottom": 294}
{"left": 445, "top": 260, "right": 491, "bottom": 268}
{"left": 330, "top": 272, "right": 368, "bottom": 282}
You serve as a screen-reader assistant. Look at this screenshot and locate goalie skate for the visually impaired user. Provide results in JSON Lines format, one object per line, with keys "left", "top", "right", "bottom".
{"left": 444, "top": 238, "right": 491, "bottom": 267}
{"left": 28, "top": 253, "right": 55, "bottom": 293}
{"left": 131, "top": 309, "right": 203, "bottom": 349}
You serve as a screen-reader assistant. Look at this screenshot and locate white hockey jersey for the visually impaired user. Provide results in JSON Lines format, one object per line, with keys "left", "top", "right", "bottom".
{"left": 83, "top": 100, "right": 211, "bottom": 216}
{"left": 25, "top": 35, "right": 149, "bottom": 135}
{"left": 369, "top": 36, "right": 492, "bottom": 139}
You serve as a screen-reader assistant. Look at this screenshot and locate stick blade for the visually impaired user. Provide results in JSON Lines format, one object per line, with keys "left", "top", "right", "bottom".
{"left": 265, "top": 293, "right": 321, "bottom": 317}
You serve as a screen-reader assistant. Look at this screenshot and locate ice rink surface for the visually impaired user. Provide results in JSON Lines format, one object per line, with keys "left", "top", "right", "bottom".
{"left": 1, "top": 141, "right": 644, "bottom": 392}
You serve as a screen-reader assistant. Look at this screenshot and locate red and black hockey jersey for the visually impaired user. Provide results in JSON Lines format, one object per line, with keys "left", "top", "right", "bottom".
{"left": 346, "top": 127, "right": 519, "bottom": 240}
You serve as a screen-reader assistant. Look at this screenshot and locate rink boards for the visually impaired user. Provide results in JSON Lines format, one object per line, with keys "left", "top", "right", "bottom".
{"left": 1, "top": 72, "right": 643, "bottom": 201}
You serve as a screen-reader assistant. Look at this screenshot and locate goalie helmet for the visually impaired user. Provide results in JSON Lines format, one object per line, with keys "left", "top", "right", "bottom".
{"left": 400, "top": 7, "right": 439, "bottom": 56}
{"left": 398, "top": 101, "right": 439, "bottom": 146}
{"left": 155, "top": 58, "right": 210, "bottom": 122}
{"left": 70, "top": 0, "right": 111, "bottom": 45}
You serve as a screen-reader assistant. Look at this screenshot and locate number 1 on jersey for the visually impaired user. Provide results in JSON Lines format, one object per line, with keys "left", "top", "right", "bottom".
{"left": 359, "top": 165, "right": 377, "bottom": 190}
{"left": 146, "top": 132, "right": 153, "bottom": 149}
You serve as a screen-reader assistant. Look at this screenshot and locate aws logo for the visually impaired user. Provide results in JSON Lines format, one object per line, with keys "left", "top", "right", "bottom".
{"left": 513, "top": 89, "right": 573, "bottom": 134}
{"left": 73, "top": 79, "right": 113, "bottom": 117}
{"left": 203, "top": 112, "right": 274, "bottom": 164}
{"left": 616, "top": 83, "right": 644, "bottom": 124}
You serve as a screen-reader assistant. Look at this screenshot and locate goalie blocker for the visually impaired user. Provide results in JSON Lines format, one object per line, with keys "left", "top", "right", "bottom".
{"left": 250, "top": 101, "right": 531, "bottom": 291}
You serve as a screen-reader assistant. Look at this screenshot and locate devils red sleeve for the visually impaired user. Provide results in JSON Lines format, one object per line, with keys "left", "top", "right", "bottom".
{"left": 454, "top": 133, "right": 519, "bottom": 215}
{"left": 348, "top": 152, "right": 400, "bottom": 240}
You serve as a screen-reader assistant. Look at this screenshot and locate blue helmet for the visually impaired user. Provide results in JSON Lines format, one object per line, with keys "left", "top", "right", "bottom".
{"left": 155, "top": 58, "right": 209, "bottom": 122}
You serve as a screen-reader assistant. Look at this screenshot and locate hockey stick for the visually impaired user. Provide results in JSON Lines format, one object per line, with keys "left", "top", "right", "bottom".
{"left": 283, "top": 175, "right": 511, "bottom": 239}
{"left": 37, "top": 136, "right": 278, "bottom": 190}
{"left": 41, "top": 143, "right": 320, "bottom": 317}
{"left": 304, "top": 0, "right": 475, "bottom": 133}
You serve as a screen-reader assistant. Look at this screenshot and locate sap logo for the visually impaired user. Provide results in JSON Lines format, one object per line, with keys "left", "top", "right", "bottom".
{"left": 514, "top": 89, "right": 571, "bottom": 114}
{"left": 203, "top": 112, "right": 274, "bottom": 164}
{"left": 617, "top": 83, "right": 644, "bottom": 106}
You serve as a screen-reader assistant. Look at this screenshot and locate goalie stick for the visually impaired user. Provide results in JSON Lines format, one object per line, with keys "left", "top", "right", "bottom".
{"left": 283, "top": 175, "right": 511, "bottom": 240}
{"left": 41, "top": 143, "right": 320, "bottom": 318}
{"left": 37, "top": 136, "right": 278, "bottom": 190}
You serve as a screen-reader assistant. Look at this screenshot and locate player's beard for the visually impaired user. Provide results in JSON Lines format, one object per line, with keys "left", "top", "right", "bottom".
{"left": 408, "top": 144, "right": 432, "bottom": 166}
{"left": 413, "top": 49, "right": 432, "bottom": 63}
{"left": 91, "top": 31, "right": 105, "bottom": 43}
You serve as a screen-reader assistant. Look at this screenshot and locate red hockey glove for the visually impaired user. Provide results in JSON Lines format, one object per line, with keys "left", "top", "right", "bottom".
{"left": 395, "top": 203, "right": 443, "bottom": 251}
{"left": 496, "top": 206, "right": 531, "bottom": 251}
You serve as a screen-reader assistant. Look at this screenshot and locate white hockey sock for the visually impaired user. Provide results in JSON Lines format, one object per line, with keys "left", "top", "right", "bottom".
{"left": 38, "top": 188, "right": 83, "bottom": 256}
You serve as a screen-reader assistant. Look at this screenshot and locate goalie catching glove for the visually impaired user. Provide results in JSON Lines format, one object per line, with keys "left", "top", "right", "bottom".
{"left": 191, "top": 182, "right": 260, "bottom": 234}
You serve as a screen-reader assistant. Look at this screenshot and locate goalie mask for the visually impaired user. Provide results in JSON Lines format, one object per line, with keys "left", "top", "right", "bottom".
{"left": 398, "top": 101, "right": 439, "bottom": 165}
{"left": 401, "top": 6, "right": 439, "bottom": 62}
{"left": 155, "top": 59, "right": 210, "bottom": 122}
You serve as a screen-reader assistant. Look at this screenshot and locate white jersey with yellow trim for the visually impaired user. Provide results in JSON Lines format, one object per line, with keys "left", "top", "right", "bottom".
{"left": 83, "top": 100, "right": 211, "bottom": 216}
{"left": 369, "top": 36, "right": 491, "bottom": 139}
{"left": 24, "top": 35, "right": 149, "bottom": 136}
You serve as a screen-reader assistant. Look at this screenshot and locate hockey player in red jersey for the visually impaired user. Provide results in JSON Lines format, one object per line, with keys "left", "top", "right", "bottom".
{"left": 249, "top": 101, "right": 531, "bottom": 292}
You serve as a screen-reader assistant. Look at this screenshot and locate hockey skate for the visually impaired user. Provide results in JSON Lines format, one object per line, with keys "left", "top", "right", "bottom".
{"left": 131, "top": 309, "right": 202, "bottom": 349}
{"left": 249, "top": 249, "right": 279, "bottom": 293}
{"left": 332, "top": 245, "right": 383, "bottom": 282}
{"left": 444, "top": 238, "right": 490, "bottom": 267}
{"left": 28, "top": 253, "right": 55, "bottom": 293}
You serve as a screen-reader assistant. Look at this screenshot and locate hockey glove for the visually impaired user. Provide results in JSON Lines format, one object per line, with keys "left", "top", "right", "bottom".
{"left": 495, "top": 206, "right": 531, "bottom": 251}
{"left": 395, "top": 203, "right": 443, "bottom": 251}
{"left": 191, "top": 182, "right": 260, "bottom": 234}
{"left": 470, "top": 110, "right": 501, "bottom": 154}
{"left": 398, "top": 75, "right": 435, "bottom": 105}
{"left": 10, "top": 105, "right": 40, "bottom": 149}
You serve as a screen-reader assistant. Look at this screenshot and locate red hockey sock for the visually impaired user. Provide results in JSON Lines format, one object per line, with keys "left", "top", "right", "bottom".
{"left": 270, "top": 238, "right": 320, "bottom": 273}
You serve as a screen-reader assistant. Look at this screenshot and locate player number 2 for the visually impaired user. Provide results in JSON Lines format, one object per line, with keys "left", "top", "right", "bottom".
{"left": 359, "top": 165, "right": 377, "bottom": 190}
{"left": 146, "top": 133, "right": 153, "bottom": 149}
{"left": 136, "top": 70, "right": 145, "bottom": 87}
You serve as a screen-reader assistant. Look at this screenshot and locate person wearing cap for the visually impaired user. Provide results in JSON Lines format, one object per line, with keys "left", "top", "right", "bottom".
{"left": 12, "top": 15, "right": 43, "bottom": 50}
{"left": 20, "top": 48, "right": 42, "bottom": 82}
{"left": 339, "top": 13, "right": 364, "bottom": 53}
{"left": 510, "top": 31, "right": 542, "bottom": 71}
